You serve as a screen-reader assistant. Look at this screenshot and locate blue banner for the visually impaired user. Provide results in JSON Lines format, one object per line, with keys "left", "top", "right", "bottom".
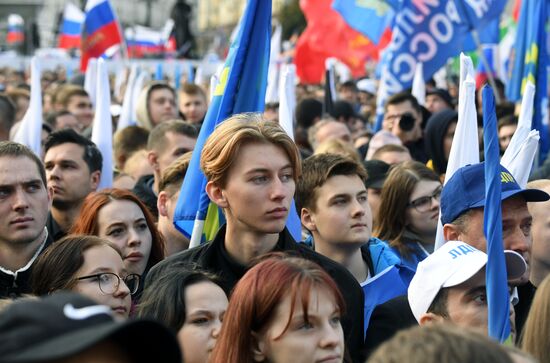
{"left": 379, "top": 0, "right": 505, "bottom": 97}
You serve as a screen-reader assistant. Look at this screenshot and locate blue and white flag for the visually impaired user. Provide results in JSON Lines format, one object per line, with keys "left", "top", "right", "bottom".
{"left": 379, "top": 0, "right": 505, "bottom": 100}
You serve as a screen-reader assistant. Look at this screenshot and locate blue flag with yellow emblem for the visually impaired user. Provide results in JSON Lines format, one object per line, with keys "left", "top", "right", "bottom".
{"left": 173, "top": 0, "right": 302, "bottom": 245}
{"left": 482, "top": 85, "right": 511, "bottom": 343}
{"left": 505, "top": 0, "right": 548, "bottom": 163}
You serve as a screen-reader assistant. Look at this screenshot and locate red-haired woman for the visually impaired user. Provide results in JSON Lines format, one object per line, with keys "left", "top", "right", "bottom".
{"left": 71, "top": 188, "right": 164, "bottom": 286}
{"left": 211, "top": 254, "right": 346, "bottom": 363}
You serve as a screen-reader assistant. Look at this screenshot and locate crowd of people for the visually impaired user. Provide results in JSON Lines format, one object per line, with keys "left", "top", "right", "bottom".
{"left": 0, "top": 62, "right": 549, "bottom": 363}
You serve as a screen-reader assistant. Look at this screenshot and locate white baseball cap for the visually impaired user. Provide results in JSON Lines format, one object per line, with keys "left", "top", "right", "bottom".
{"left": 408, "top": 241, "right": 527, "bottom": 322}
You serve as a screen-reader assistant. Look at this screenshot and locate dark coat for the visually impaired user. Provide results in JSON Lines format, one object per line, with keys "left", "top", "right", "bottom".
{"left": 146, "top": 225, "right": 366, "bottom": 362}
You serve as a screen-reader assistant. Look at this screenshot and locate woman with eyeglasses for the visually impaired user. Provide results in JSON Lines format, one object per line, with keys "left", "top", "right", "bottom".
{"left": 71, "top": 189, "right": 165, "bottom": 294}
{"left": 31, "top": 235, "right": 138, "bottom": 319}
{"left": 374, "top": 161, "right": 441, "bottom": 272}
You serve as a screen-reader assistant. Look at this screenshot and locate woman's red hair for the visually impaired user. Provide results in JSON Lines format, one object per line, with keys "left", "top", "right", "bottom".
{"left": 70, "top": 188, "right": 164, "bottom": 270}
{"left": 210, "top": 253, "right": 345, "bottom": 363}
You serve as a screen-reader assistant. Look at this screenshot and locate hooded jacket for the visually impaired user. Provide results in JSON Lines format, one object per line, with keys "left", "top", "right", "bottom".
{"left": 424, "top": 109, "right": 458, "bottom": 175}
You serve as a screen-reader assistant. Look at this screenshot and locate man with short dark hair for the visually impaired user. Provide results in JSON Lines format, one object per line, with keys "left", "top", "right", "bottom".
{"left": 43, "top": 129, "right": 102, "bottom": 241}
{"left": 425, "top": 88, "right": 454, "bottom": 114}
{"left": 0, "top": 141, "right": 52, "bottom": 298}
{"left": 133, "top": 120, "right": 197, "bottom": 216}
{"left": 380, "top": 91, "right": 426, "bottom": 162}
{"left": 297, "top": 153, "right": 412, "bottom": 333}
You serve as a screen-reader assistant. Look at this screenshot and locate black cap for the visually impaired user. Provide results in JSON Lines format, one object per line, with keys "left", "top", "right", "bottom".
{"left": 363, "top": 160, "right": 390, "bottom": 189}
{"left": 0, "top": 292, "right": 182, "bottom": 363}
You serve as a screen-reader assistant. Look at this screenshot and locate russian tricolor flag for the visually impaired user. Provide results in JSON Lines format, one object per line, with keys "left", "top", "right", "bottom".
{"left": 126, "top": 26, "right": 164, "bottom": 58}
{"left": 7, "top": 14, "right": 24, "bottom": 45}
{"left": 58, "top": 3, "right": 85, "bottom": 49}
{"left": 81, "top": 0, "right": 122, "bottom": 71}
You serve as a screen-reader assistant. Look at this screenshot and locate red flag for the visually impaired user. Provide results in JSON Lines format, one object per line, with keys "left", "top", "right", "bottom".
{"left": 294, "top": 0, "right": 390, "bottom": 84}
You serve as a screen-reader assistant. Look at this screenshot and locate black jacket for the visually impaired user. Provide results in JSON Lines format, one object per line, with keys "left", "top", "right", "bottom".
{"left": 132, "top": 174, "right": 158, "bottom": 218}
{"left": 0, "top": 231, "right": 54, "bottom": 299}
{"left": 146, "top": 225, "right": 366, "bottom": 362}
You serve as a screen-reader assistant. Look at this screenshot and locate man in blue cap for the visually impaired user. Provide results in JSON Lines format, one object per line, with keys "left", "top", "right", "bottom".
{"left": 365, "top": 162, "right": 549, "bottom": 355}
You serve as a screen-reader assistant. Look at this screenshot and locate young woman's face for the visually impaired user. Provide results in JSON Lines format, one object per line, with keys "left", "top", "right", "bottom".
{"left": 255, "top": 286, "right": 344, "bottom": 363}
{"left": 97, "top": 199, "right": 153, "bottom": 275}
{"left": 74, "top": 244, "right": 132, "bottom": 319}
{"left": 177, "top": 281, "right": 228, "bottom": 363}
{"left": 405, "top": 179, "right": 442, "bottom": 237}
{"left": 217, "top": 142, "right": 295, "bottom": 236}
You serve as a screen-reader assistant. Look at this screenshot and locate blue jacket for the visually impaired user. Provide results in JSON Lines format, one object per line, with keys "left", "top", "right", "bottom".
{"left": 361, "top": 238, "right": 415, "bottom": 334}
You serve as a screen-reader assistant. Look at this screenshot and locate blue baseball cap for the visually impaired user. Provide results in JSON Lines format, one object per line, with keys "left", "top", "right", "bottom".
{"left": 441, "top": 163, "right": 550, "bottom": 225}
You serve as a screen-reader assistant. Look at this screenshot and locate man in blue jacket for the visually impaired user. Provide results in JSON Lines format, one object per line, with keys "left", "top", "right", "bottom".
{"left": 296, "top": 153, "right": 414, "bottom": 333}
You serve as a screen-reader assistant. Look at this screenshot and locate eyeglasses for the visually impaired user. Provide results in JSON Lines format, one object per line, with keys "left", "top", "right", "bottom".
{"left": 408, "top": 186, "right": 442, "bottom": 213}
{"left": 77, "top": 272, "right": 140, "bottom": 295}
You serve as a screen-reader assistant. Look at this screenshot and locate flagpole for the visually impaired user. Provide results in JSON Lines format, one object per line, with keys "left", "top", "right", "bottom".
{"left": 470, "top": 30, "right": 502, "bottom": 105}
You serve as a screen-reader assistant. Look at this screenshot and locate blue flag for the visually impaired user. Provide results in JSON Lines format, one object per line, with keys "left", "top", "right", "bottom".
{"left": 332, "top": 0, "right": 393, "bottom": 44}
{"left": 505, "top": 0, "right": 548, "bottom": 163}
{"left": 173, "top": 0, "right": 302, "bottom": 243}
{"left": 482, "top": 85, "right": 511, "bottom": 343}
{"left": 379, "top": 0, "right": 505, "bottom": 98}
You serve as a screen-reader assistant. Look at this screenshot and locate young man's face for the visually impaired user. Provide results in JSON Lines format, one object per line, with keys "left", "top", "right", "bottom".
{"left": 148, "top": 88, "right": 178, "bottom": 126}
{"left": 66, "top": 95, "right": 94, "bottom": 129}
{"left": 0, "top": 156, "right": 50, "bottom": 246}
{"left": 302, "top": 174, "right": 372, "bottom": 248}
{"left": 179, "top": 93, "right": 207, "bottom": 124}
{"left": 154, "top": 131, "right": 196, "bottom": 176}
{"left": 215, "top": 142, "right": 295, "bottom": 235}
{"left": 44, "top": 142, "right": 100, "bottom": 208}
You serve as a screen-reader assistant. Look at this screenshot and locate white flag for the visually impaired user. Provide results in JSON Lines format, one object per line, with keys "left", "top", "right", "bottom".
{"left": 278, "top": 64, "right": 296, "bottom": 140}
{"left": 91, "top": 58, "right": 113, "bottom": 189}
{"left": 434, "top": 54, "right": 479, "bottom": 250}
{"left": 84, "top": 58, "right": 97, "bottom": 106}
{"left": 13, "top": 57, "right": 42, "bottom": 156}
{"left": 412, "top": 62, "right": 425, "bottom": 106}
{"left": 265, "top": 23, "right": 282, "bottom": 103}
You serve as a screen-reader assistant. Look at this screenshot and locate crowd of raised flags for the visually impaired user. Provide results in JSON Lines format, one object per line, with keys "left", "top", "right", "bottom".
{"left": 1, "top": 0, "right": 549, "bottom": 356}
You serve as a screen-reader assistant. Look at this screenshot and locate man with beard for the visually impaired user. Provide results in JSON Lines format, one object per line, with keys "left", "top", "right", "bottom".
{"left": 43, "top": 129, "right": 102, "bottom": 241}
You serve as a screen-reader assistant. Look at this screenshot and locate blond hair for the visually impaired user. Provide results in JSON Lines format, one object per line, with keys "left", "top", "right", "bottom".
{"left": 521, "top": 274, "right": 550, "bottom": 362}
{"left": 200, "top": 113, "right": 301, "bottom": 187}
{"left": 314, "top": 138, "right": 362, "bottom": 164}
